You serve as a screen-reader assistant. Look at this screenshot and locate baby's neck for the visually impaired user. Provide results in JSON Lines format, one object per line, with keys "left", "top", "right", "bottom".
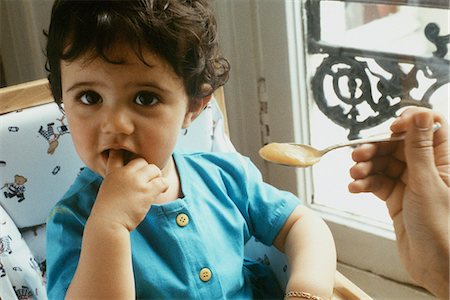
{"left": 155, "top": 157, "right": 182, "bottom": 204}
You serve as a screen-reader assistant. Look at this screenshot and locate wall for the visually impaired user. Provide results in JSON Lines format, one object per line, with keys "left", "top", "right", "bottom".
{"left": 1, "top": 0, "right": 53, "bottom": 86}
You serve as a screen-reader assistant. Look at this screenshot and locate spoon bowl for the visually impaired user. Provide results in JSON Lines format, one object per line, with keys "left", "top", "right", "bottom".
{"left": 258, "top": 143, "right": 323, "bottom": 167}
{"left": 259, "top": 123, "right": 441, "bottom": 168}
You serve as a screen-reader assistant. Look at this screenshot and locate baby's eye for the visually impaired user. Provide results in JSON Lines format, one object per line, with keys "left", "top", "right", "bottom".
{"left": 79, "top": 91, "right": 101, "bottom": 105}
{"left": 134, "top": 92, "right": 159, "bottom": 106}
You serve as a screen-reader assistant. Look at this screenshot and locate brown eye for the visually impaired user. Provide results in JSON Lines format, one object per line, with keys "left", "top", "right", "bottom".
{"left": 135, "top": 92, "right": 159, "bottom": 106}
{"left": 80, "top": 91, "right": 102, "bottom": 105}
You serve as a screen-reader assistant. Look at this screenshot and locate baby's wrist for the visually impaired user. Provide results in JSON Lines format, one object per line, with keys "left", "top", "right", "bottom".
{"left": 88, "top": 211, "right": 132, "bottom": 232}
{"left": 284, "top": 290, "right": 329, "bottom": 300}
{"left": 285, "top": 279, "right": 333, "bottom": 300}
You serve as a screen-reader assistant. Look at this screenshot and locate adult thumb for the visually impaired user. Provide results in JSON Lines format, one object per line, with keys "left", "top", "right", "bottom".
{"left": 404, "top": 111, "right": 436, "bottom": 177}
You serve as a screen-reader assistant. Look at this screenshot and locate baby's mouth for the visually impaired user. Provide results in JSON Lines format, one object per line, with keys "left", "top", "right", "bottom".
{"left": 123, "top": 150, "right": 134, "bottom": 164}
{"left": 102, "top": 149, "right": 136, "bottom": 165}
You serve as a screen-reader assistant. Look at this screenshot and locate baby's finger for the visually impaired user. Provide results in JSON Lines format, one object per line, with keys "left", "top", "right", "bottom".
{"left": 138, "top": 176, "right": 169, "bottom": 202}
{"left": 135, "top": 163, "right": 163, "bottom": 182}
{"left": 125, "top": 157, "right": 151, "bottom": 172}
{"left": 129, "top": 163, "right": 168, "bottom": 196}
{"left": 106, "top": 149, "right": 124, "bottom": 174}
{"left": 150, "top": 177, "right": 169, "bottom": 195}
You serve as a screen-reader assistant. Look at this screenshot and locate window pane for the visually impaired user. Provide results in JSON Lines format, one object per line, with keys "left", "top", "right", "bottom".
{"left": 321, "top": 2, "right": 449, "bottom": 59}
{"left": 304, "top": 0, "right": 449, "bottom": 226}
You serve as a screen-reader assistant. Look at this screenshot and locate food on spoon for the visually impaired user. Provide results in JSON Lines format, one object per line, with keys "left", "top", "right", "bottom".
{"left": 258, "top": 143, "right": 321, "bottom": 167}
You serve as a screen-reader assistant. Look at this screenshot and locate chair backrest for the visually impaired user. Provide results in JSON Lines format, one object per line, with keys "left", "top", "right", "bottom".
{"left": 0, "top": 79, "right": 371, "bottom": 300}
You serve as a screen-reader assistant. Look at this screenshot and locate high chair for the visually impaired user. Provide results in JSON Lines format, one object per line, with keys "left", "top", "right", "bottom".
{"left": 0, "top": 79, "right": 371, "bottom": 299}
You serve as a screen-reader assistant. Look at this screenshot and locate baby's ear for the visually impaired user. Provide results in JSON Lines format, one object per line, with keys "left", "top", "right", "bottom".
{"left": 182, "top": 93, "right": 213, "bottom": 129}
{"left": 183, "top": 84, "right": 214, "bottom": 128}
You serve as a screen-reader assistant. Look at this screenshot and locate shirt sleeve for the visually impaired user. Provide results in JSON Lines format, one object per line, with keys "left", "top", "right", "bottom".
{"left": 46, "top": 205, "right": 84, "bottom": 299}
{"left": 225, "top": 154, "right": 301, "bottom": 246}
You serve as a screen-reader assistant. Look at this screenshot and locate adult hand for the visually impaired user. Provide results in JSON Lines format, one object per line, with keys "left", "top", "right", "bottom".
{"left": 91, "top": 150, "right": 168, "bottom": 231}
{"left": 349, "top": 107, "right": 449, "bottom": 298}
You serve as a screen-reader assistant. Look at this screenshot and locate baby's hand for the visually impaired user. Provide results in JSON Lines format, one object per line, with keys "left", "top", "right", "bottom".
{"left": 91, "top": 150, "right": 168, "bottom": 231}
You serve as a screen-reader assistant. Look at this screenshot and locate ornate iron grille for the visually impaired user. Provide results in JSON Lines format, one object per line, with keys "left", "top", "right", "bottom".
{"left": 306, "top": 0, "right": 449, "bottom": 139}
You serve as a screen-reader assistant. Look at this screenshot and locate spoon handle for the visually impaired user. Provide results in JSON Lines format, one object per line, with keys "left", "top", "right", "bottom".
{"left": 323, "top": 122, "right": 441, "bottom": 153}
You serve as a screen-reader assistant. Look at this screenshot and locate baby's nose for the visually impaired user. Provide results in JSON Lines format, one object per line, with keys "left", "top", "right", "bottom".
{"left": 100, "top": 107, "right": 134, "bottom": 135}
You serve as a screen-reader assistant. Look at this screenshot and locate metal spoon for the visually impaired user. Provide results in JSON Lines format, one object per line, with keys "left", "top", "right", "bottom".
{"left": 259, "top": 123, "right": 441, "bottom": 168}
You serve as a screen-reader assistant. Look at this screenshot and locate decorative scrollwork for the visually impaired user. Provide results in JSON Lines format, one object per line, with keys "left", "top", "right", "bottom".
{"left": 425, "top": 22, "right": 449, "bottom": 57}
{"left": 311, "top": 23, "right": 449, "bottom": 139}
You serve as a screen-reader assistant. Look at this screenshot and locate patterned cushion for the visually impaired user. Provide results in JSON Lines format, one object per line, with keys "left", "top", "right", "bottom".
{"left": 1, "top": 103, "right": 83, "bottom": 229}
{"left": 0, "top": 204, "right": 46, "bottom": 299}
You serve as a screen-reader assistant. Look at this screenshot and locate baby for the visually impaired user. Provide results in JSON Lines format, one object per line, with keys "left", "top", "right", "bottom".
{"left": 45, "top": 1, "right": 336, "bottom": 299}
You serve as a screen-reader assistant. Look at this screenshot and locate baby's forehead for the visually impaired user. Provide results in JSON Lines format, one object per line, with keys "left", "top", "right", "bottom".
{"left": 67, "top": 42, "right": 170, "bottom": 70}
{"left": 60, "top": 43, "right": 187, "bottom": 94}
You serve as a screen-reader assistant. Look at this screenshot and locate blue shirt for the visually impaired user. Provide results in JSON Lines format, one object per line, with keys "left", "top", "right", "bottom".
{"left": 46, "top": 152, "right": 300, "bottom": 299}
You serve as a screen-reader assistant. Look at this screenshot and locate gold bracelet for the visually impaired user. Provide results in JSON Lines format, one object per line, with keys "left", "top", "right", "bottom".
{"left": 284, "top": 291, "right": 324, "bottom": 300}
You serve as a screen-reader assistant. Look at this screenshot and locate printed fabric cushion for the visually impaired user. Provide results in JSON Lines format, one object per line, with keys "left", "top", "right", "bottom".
{"left": 1, "top": 103, "right": 84, "bottom": 229}
{"left": 0, "top": 204, "right": 47, "bottom": 299}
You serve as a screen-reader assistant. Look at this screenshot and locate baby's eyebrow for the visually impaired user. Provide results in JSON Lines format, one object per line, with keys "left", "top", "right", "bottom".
{"left": 132, "top": 82, "right": 169, "bottom": 93}
{"left": 65, "top": 81, "right": 101, "bottom": 93}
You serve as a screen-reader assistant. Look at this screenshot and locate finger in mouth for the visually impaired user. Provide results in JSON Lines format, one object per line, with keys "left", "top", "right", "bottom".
{"left": 102, "top": 149, "right": 135, "bottom": 165}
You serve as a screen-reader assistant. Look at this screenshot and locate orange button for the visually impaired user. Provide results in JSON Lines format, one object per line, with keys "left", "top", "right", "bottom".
{"left": 199, "top": 267, "right": 212, "bottom": 282}
{"left": 176, "top": 213, "right": 189, "bottom": 227}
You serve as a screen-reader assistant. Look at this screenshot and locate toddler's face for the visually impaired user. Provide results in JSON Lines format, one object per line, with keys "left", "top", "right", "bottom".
{"left": 60, "top": 45, "right": 195, "bottom": 177}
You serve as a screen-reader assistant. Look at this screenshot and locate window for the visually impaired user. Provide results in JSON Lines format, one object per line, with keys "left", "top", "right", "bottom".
{"left": 1, "top": 0, "right": 52, "bottom": 86}
{"left": 214, "top": 0, "right": 449, "bottom": 285}
{"left": 304, "top": 0, "right": 449, "bottom": 227}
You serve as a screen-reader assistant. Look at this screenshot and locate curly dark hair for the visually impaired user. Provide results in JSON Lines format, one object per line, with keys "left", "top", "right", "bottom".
{"left": 45, "top": 0, "right": 230, "bottom": 107}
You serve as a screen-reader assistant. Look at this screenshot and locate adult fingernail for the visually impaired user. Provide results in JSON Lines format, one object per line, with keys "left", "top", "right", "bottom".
{"left": 414, "top": 113, "right": 432, "bottom": 129}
